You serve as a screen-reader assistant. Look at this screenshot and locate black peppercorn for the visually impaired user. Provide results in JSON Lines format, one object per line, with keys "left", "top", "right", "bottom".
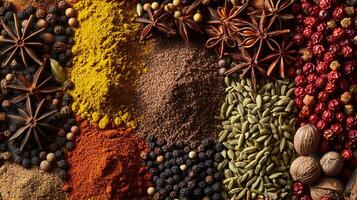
{"left": 169, "top": 191, "right": 178, "bottom": 198}
{"left": 46, "top": 13, "right": 57, "bottom": 24}
{"left": 172, "top": 150, "right": 180, "bottom": 158}
{"left": 14, "top": 156, "right": 22, "bottom": 164}
{"left": 198, "top": 181, "right": 206, "bottom": 188}
{"left": 4, "top": 11, "right": 13, "bottom": 21}
{"left": 22, "top": 158, "right": 31, "bottom": 168}
{"left": 206, "top": 168, "right": 214, "bottom": 175}
{"left": 0, "top": 142, "right": 7, "bottom": 151}
{"left": 36, "top": 9, "right": 46, "bottom": 19}
{"left": 200, "top": 171, "right": 207, "bottom": 178}
{"left": 187, "top": 181, "right": 196, "bottom": 190}
{"left": 0, "top": 7, "right": 5, "bottom": 15}
{"left": 3, "top": 2, "right": 12, "bottom": 11}
{"left": 173, "top": 184, "right": 179, "bottom": 191}
{"left": 213, "top": 172, "right": 221, "bottom": 180}
{"left": 31, "top": 156, "right": 40, "bottom": 165}
{"left": 58, "top": 169, "right": 67, "bottom": 180}
{"left": 39, "top": 151, "right": 47, "bottom": 160}
{"left": 58, "top": 1, "right": 68, "bottom": 9}
{"left": 158, "top": 163, "right": 164, "bottom": 171}
{"left": 161, "top": 145, "right": 168, "bottom": 152}
{"left": 198, "top": 152, "right": 206, "bottom": 160}
{"left": 22, "top": 151, "right": 30, "bottom": 158}
{"left": 193, "top": 188, "right": 203, "bottom": 196}
{"left": 212, "top": 183, "right": 220, "bottom": 192}
{"left": 212, "top": 193, "right": 221, "bottom": 200}
{"left": 204, "top": 160, "right": 213, "bottom": 167}
{"left": 176, "top": 140, "right": 184, "bottom": 148}
{"left": 48, "top": 5, "right": 57, "bottom": 14}
{"left": 156, "top": 178, "right": 165, "bottom": 186}
{"left": 157, "top": 138, "right": 166, "bottom": 146}
{"left": 149, "top": 152, "right": 156, "bottom": 160}
{"left": 173, "top": 174, "right": 180, "bottom": 182}
{"left": 204, "top": 186, "right": 213, "bottom": 195}
{"left": 17, "top": 10, "right": 27, "bottom": 20}
{"left": 215, "top": 143, "right": 223, "bottom": 151}
{"left": 57, "top": 160, "right": 68, "bottom": 170}
{"left": 66, "top": 141, "right": 75, "bottom": 150}
{"left": 25, "top": 6, "right": 35, "bottom": 15}
{"left": 178, "top": 181, "right": 185, "bottom": 188}
{"left": 169, "top": 158, "right": 176, "bottom": 165}
{"left": 166, "top": 177, "right": 174, "bottom": 185}
{"left": 153, "top": 175, "right": 158, "bottom": 183}
{"left": 150, "top": 168, "right": 158, "bottom": 175}
{"left": 176, "top": 157, "right": 184, "bottom": 165}
{"left": 214, "top": 153, "right": 224, "bottom": 162}
{"left": 147, "top": 135, "right": 155, "bottom": 143}
{"left": 179, "top": 188, "right": 189, "bottom": 197}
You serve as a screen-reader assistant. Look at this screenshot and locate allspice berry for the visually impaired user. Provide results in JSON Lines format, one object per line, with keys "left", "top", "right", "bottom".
{"left": 46, "top": 153, "right": 56, "bottom": 162}
{"left": 36, "top": 9, "right": 46, "bottom": 19}
{"left": 65, "top": 8, "right": 75, "bottom": 17}
{"left": 40, "top": 33, "right": 55, "bottom": 44}
{"left": 310, "top": 178, "right": 344, "bottom": 200}
{"left": 290, "top": 156, "right": 321, "bottom": 185}
{"left": 294, "top": 124, "right": 320, "bottom": 156}
{"left": 147, "top": 187, "right": 155, "bottom": 195}
{"left": 68, "top": 18, "right": 77, "bottom": 27}
{"left": 320, "top": 151, "right": 344, "bottom": 176}
{"left": 66, "top": 132, "right": 75, "bottom": 141}
{"left": 40, "top": 160, "right": 52, "bottom": 172}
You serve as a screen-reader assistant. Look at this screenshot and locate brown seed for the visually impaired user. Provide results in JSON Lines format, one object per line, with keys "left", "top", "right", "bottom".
{"left": 2, "top": 100, "right": 11, "bottom": 109}
{"left": 66, "top": 132, "right": 75, "bottom": 141}
{"left": 40, "top": 160, "right": 52, "bottom": 171}
{"left": 52, "top": 98, "right": 60, "bottom": 105}
{"left": 36, "top": 9, "right": 46, "bottom": 19}
{"left": 68, "top": 18, "right": 77, "bottom": 27}
{"left": 5, "top": 73, "right": 13, "bottom": 81}
{"left": 40, "top": 33, "right": 55, "bottom": 44}
{"left": 57, "top": 129, "right": 66, "bottom": 137}
{"left": 46, "top": 153, "right": 56, "bottom": 162}
{"left": 65, "top": 8, "right": 75, "bottom": 17}
{"left": 36, "top": 19, "right": 48, "bottom": 29}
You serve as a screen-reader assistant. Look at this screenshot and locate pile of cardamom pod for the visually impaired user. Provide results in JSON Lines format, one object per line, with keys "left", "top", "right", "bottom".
{"left": 217, "top": 77, "right": 297, "bottom": 200}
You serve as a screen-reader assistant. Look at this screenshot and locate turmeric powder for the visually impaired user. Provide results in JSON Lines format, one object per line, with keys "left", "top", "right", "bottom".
{"left": 69, "top": 0, "right": 148, "bottom": 129}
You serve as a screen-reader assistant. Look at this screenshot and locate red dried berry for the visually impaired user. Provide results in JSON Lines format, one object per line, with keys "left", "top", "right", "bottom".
{"left": 339, "top": 79, "right": 350, "bottom": 91}
{"left": 309, "top": 114, "right": 319, "bottom": 125}
{"left": 327, "top": 71, "right": 341, "bottom": 83}
{"left": 332, "top": 6, "right": 345, "bottom": 21}
{"left": 292, "top": 2, "right": 301, "bottom": 14}
{"left": 317, "top": 120, "right": 327, "bottom": 130}
{"left": 323, "top": 52, "right": 335, "bottom": 63}
{"left": 295, "top": 25, "right": 305, "bottom": 33}
{"left": 300, "top": 105, "right": 311, "bottom": 117}
{"left": 328, "top": 99, "right": 341, "bottom": 111}
{"left": 311, "top": 32, "right": 324, "bottom": 44}
{"left": 319, "top": 0, "right": 333, "bottom": 10}
{"left": 341, "top": 149, "right": 353, "bottom": 160}
{"left": 343, "top": 61, "right": 355, "bottom": 76}
{"left": 326, "top": 34, "right": 337, "bottom": 44}
{"left": 345, "top": 28, "right": 356, "bottom": 38}
{"left": 318, "top": 91, "right": 329, "bottom": 102}
{"left": 314, "top": 102, "right": 326, "bottom": 114}
{"left": 295, "top": 98, "right": 304, "bottom": 108}
{"left": 292, "top": 182, "right": 305, "bottom": 197}
{"left": 307, "top": 74, "right": 318, "bottom": 83}
{"left": 309, "top": 6, "right": 320, "bottom": 17}
{"left": 303, "top": 27, "right": 313, "bottom": 38}
{"left": 305, "top": 84, "right": 317, "bottom": 95}
{"left": 319, "top": 10, "right": 329, "bottom": 20}
{"left": 325, "top": 82, "right": 337, "bottom": 94}
{"left": 302, "top": 63, "right": 315, "bottom": 74}
{"left": 294, "top": 33, "right": 305, "bottom": 45}
{"left": 316, "top": 62, "right": 329, "bottom": 74}
{"left": 312, "top": 44, "right": 325, "bottom": 57}
{"left": 347, "top": 130, "right": 357, "bottom": 148}
{"left": 300, "top": 195, "right": 313, "bottom": 200}
{"left": 322, "top": 110, "right": 334, "bottom": 121}
{"left": 335, "top": 112, "right": 346, "bottom": 122}
{"left": 328, "top": 43, "right": 340, "bottom": 55}
{"left": 342, "top": 45, "right": 353, "bottom": 58}
{"left": 333, "top": 27, "right": 345, "bottom": 40}
{"left": 295, "top": 76, "right": 307, "bottom": 87}
{"left": 330, "top": 123, "right": 343, "bottom": 134}
{"left": 304, "top": 17, "right": 317, "bottom": 27}
{"left": 315, "top": 77, "right": 326, "bottom": 88}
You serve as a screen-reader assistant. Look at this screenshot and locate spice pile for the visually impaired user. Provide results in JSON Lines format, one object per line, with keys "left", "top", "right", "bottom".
{"left": 143, "top": 136, "right": 224, "bottom": 199}
{"left": 65, "top": 118, "right": 150, "bottom": 200}
{"left": 68, "top": 0, "right": 148, "bottom": 129}
{"left": 135, "top": 38, "right": 223, "bottom": 142}
{"left": 218, "top": 77, "right": 296, "bottom": 199}
{"left": 0, "top": 0, "right": 77, "bottom": 177}
{"left": 0, "top": 152, "right": 66, "bottom": 200}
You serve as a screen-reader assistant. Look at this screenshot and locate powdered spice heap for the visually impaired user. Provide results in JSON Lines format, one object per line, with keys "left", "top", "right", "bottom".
{"left": 65, "top": 118, "right": 150, "bottom": 200}
{"left": 69, "top": 0, "right": 148, "bottom": 129}
{"left": 135, "top": 38, "right": 224, "bottom": 142}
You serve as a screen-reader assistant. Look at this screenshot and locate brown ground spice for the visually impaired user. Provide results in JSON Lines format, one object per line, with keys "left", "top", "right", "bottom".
{"left": 65, "top": 118, "right": 150, "bottom": 200}
{"left": 0, "top": 153, "right": 66, "bottom": 200}
{"left": 9, "top": 0, "right": 60, "bottom": 10}
{"left": 134, "top": 38, "right": 224, "bottom": 143}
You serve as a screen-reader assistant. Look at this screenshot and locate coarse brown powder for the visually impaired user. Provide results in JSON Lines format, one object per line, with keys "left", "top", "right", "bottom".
{"left": 134, "top": 38, "right": 224, "bottom": 143}
{"left": 0, "top": 153, "right": 66, "bottom": 200}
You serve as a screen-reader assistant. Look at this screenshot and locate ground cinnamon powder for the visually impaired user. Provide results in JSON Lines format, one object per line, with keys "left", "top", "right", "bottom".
{"left": 65, "top": 118, "right": 150, "bottom": 200}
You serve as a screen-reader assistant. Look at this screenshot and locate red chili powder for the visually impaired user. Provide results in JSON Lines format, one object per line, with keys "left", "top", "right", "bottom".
{"left": 64, "top": 117, "right": 151, "bottom": 200}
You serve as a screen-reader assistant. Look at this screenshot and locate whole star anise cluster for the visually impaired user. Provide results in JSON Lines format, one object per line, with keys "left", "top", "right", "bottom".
{"left": 0, "top": 1, "right": 78, "bottom": 178}
{"left": 293, "top": 0, "right": 357, "bottom": 154}
{"left": 135, "top": 0, "right": 297, "bottom": 93}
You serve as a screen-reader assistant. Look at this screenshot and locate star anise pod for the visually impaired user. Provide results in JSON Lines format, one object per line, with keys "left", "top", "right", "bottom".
{"left": 239, "top": 9, "right": 290, "bottom": 60}
{"left": 7, "top": 95, "right": 59, "bottom": 152}
{"left": 4, "top": 59, "right": 62, "bottom": 104}
{"left": 251, "top": 0, "right": 294, "bottom": 28}
{"left": 135, "top": 7, "right": 176, "bottom": 41}
{"left": 206, "top": 2, "right": 247, "bottom": 40}
{"left": 225, "top": 49, "right": 267, "bottom": 93}
{"left": 205, "top": 25, "right": 236, "bottom": 58}
{"left": 260, "top": 39, "right": 297, "bottom": 78}
{"left": 175, "top": 0, "right": 203, "bottom": 43}
{"left": 0, "top": 14, "right": 45, "bottom": 68}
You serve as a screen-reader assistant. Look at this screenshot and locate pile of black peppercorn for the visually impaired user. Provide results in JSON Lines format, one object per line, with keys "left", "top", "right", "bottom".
{"left": 143, "top": 136, "right": 224, "bottom": 200}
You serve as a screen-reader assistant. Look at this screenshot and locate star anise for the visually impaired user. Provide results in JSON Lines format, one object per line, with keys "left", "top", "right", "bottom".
{"left": 205, "top": 25, "right": 236, "bottom": 58}
{"left": 251, "top": 0, "right": 294, "bottom": 28}
{"left": 238, "top": 9, "right": 290, "bottom": 60}
{"left": 175, "top": 0, "right": 203, "bottom": 43}
{"left": 0, "top": 14, "right": 45, "bottom": 68}
{"left": 260, "top": 40, "right": 297, "bottom": 78}
{"left": 135, "top": 7, "right": 176, "bottom": 41}
{"left": 7, "top": 95, "right": 59, "bottom": 152}
{"left": 4, "top": 59, "right": 62, "bottom": 104}
{"left": 225, "top": 49, "right": 266, "bottom": 94}
{"left": 206, "top": 2, "right": 247, "bottom": 40}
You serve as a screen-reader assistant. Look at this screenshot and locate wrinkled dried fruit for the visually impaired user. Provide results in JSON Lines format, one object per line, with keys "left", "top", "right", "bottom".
{"left": 294, "top": 124, "right": 320, "bottom": 156}
{"left": 310, "top": 178, "right": 344, "bottom": 200}
{"left": 320, "top": 151, "right": 344, "bottom": 176}
{"left": 290, "top": 156, "right": 321, "bottom": 185}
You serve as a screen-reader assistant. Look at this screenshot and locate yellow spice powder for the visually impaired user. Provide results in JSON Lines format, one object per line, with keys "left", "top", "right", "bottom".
{"left": 69, "top": 0, "right": 148, "bottom": 129}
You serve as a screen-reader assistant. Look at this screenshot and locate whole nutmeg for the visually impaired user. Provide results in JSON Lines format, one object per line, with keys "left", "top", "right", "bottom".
{"left": 320, "top": 151, "right": 344, "bottom": 176}
{"left": 344, "top": 169, "right": 357, "bottom": 200}
{"left": 310, "top": 178, "right": 344, "bottom": 200}
{"left": 290, "top": 156, "right": 321, "bottom": 185}
{"left": 294, "top": 124, "right": 320, "bottom": 156}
